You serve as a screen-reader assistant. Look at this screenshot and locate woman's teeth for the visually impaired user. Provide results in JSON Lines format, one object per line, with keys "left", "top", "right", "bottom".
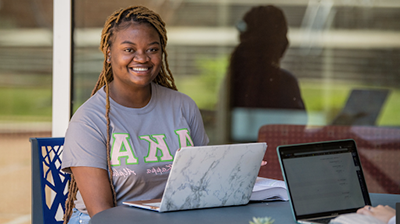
{"left": 132, "top": 67, "right": 149, "bottom": 72}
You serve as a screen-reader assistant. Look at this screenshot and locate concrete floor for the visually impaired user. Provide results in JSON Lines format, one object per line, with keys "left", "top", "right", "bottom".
{"left": 0, "top": 132, "right": 51, "bottom": 224}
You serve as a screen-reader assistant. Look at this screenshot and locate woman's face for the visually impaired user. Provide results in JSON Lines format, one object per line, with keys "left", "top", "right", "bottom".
{"left": 108, "top": 22, "right": 162, "bottom": 90}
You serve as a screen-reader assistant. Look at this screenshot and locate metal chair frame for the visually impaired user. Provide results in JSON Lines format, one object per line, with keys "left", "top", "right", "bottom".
{"left": 30, "top": 137, "right": 70, "bottom": 224}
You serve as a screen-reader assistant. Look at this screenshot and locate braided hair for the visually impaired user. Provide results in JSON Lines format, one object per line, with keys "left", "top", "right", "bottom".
{"left": 63, "top": 5, "right": 177, "bottom": 223}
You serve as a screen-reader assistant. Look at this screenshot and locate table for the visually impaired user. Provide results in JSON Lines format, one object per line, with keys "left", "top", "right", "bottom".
{"left": 90, "top": 193, "right": 400, "bottom": 224}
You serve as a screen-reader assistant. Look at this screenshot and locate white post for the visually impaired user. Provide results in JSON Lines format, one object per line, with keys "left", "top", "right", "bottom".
{"left": 52, "top": 0, "right": 72, "bottom": 137}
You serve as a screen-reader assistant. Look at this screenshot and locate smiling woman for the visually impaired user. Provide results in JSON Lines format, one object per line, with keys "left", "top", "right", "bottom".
{"left": 61, "top": 5, "right": 209, "bottom": 224}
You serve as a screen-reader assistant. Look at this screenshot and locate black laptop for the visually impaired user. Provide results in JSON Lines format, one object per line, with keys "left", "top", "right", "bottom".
{"left": 277, "top": 139, "right": 371, "bottom": 224}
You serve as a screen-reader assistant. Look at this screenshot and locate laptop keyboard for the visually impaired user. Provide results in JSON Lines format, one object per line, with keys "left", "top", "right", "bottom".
{"left": 308, "top": 217, "right": 333, "bottom": 223}
{"left": 143, "top": 202, "right": 161, "bottom": 207}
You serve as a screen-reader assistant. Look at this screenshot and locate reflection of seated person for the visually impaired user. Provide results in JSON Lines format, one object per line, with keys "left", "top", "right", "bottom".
{"left": 228, "top": 5, "right": 307, "bottom": 141}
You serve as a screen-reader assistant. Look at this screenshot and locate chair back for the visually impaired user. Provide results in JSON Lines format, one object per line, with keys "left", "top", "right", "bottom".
{"left": 257, "top": 124, "right": 400, "bottom": 194}
{"left": 30, "top": 137, "right": 70, "bottom": 224}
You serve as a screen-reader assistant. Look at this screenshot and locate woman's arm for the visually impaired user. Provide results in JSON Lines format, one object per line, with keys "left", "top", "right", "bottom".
{"left": 357, "top": 205, "right": 396, "bottom": 224}
{"left": 71, "top": 166, "right": 114, "bottom": 217}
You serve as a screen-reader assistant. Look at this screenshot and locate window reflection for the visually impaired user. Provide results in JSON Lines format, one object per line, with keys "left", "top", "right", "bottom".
{"left": 0, "top": 0, "right": 53, "bottom": 134}
{"left": 0, "top": 0, "right": 53, "bottom": 222}
{"left": 72, "top": 1, "right": 400, "bottom": 146}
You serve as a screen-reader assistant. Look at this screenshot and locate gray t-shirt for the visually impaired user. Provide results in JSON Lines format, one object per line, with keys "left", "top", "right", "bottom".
{"left": 61, "top": 82, "right": 209, "bottom": 213}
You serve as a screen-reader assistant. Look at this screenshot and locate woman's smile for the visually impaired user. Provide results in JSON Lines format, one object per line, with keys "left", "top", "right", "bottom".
{"left": 130, "top": 67, "right": 150, "bottom": 72}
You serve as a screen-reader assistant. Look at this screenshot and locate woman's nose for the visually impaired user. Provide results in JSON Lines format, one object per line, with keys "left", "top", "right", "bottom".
{"left": 133, "top": 52, "right": 149, "bottom": 63}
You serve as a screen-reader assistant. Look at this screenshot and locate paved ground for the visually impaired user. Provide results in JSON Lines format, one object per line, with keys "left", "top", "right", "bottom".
{"left": 0, "top": 132, "right": 51, "bottom": 224}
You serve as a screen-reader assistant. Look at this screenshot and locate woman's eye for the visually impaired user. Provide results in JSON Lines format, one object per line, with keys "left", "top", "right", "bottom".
{"left": 124, "top": 48, "right": 134, "bottom": 53}
{"left": 148, "top": 48, "right": 158, "bottom": 53}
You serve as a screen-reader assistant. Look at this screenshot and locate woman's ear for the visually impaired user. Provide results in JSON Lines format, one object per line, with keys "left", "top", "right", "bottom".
{"left": 106, "top": 48, "right": 111, "bottom": 63}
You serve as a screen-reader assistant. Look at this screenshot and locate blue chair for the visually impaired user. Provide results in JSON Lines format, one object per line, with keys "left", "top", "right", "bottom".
{"left": 30, "top": 137, "right": 70, "bottom": 224}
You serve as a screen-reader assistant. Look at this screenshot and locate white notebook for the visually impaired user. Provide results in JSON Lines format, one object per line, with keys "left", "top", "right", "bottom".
{"left": 250, "top": 177, "right": 288, "bottom": 201}
{"left": 123, "top": 142, "right": 267, "bottom": 212}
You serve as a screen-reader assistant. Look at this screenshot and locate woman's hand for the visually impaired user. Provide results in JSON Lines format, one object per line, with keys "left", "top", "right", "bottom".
{"left": 71, "top": 166, "right": 114, "bottom": 217}
{"left": 357, "top": 205, "right": 395, "bottom": 224}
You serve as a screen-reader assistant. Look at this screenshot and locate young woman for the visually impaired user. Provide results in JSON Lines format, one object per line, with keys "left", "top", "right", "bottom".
{"left": 61, "top": 6, "right": 209, "bottom": 224}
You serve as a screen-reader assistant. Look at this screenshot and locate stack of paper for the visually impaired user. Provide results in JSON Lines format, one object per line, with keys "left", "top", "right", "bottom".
{"left": 250, "top": 177, "right": 289, "bottom": 201}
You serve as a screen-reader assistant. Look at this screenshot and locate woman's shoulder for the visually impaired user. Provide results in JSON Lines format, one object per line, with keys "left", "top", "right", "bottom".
{"left": 70, "top": 90, "right": 107, "bottom": 123}
{"left": 65, "top": 90, "right": 107, "bottom": 141}
{"left": 280, "top": 68, "right": 298, "bottom": 81}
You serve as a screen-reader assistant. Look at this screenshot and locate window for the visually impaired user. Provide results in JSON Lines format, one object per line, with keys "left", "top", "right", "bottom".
{"left": 73, "top": 0, "right": 400, "bottom": 144}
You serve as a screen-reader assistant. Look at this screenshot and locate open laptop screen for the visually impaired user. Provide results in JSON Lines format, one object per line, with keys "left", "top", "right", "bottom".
{"left": 278, "top": 139, "right": 370, "bottom": 220}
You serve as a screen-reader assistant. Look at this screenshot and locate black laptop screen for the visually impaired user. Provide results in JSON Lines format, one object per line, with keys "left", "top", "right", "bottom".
{"left": 279, "top": 139, "right": 370, "bottom": 219}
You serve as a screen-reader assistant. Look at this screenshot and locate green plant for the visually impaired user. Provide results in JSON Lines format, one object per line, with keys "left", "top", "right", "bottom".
{"left": 249, "top": 216, "right": 275, "bottom": 224}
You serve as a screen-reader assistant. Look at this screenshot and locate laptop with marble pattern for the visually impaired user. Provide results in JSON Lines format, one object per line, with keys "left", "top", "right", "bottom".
{"left": 123, "top": 142, "right": 267, "bottom": 212}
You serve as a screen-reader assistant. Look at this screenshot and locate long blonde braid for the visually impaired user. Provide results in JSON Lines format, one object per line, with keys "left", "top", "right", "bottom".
{"left": 63, "top": 5, "right": 177, "bottom": 223}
